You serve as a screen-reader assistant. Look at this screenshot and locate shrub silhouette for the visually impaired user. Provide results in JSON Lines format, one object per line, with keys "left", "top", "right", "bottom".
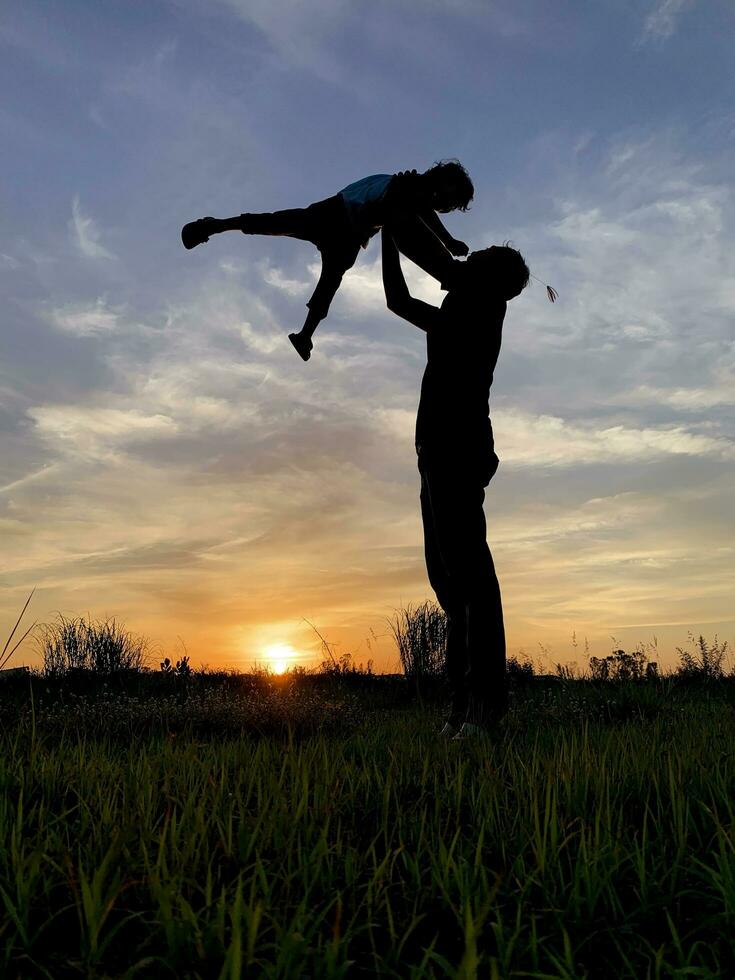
{"left": 507, "top": 654, "right": 535, "bottom": 684}
{"left": 37, "top": 615, "right": 149, "bottom": 676}
{"left": 160, "top": 655, "right": 192, "bottom": 677}
{"left": 676, "top": 633, "right": 729, "bottom": 680}
{"left": 589, "top": 647, "right": 648, "bottom": 682}
{"left": 389, "top": 602, "right": 448, "bottom": 679}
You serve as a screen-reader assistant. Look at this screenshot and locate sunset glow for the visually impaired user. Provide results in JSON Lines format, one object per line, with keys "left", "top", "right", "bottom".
{"left": 263, "top": 643, "right": 299, "bottom": 675}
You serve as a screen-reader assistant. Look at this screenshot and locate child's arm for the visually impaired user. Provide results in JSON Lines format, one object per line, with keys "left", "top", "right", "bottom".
{"left": 419, "top": 210, "right": 470, "bottom": 257}
{"left": 383, "top": 171, "right": 469, "bottom": 257}
{"left": 381, "top": 228, "right": 441, "bottom": 333}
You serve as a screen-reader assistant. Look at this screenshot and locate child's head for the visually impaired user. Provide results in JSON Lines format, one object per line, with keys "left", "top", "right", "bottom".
{"left": 423, "top": 159, "right": 474, "bottom": 213}
{"left": 460, "top": 242, "right": 530, "bottom": 301}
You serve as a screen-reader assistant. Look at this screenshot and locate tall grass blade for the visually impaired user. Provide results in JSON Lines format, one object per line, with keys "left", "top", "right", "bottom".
{"left": 0, "top": 589, "right": 36, "bottom": 670}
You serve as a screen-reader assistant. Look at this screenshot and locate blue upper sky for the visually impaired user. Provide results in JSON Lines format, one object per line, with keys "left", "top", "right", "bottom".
{"left": 2, "top": 0, "right": 734, "bottom": 671}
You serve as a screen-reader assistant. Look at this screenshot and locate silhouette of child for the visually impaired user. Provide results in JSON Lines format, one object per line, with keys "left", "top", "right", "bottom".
{"left": 181, "top": 161, "right": 473, "bottom": 360}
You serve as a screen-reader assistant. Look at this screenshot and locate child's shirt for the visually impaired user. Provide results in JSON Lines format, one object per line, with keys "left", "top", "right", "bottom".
{"left": 338, "top": 174, "right": 392, "bottom": 247}
{"left": 338, "top": 172, "right": 424, "bottom": 248}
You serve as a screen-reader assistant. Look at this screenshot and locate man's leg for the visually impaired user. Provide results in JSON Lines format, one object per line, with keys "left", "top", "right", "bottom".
{"left": 458, "top": 487, "right": 507, "bottom": 727}
{"left": 389, "top": 215, "right": 459, "bottom": 289}
{"left": 421, "top": 466, "right": 507, "bottom": 729}
{"left": 420, "top": 469, "right": 468, "bottom": 728}
{"left": 465, "top": 538, "right": 507, "bottom": 728}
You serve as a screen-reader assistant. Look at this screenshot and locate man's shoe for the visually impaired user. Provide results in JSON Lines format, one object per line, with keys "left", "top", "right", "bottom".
{"left": 451, "top": 721, "right": 491, "bottom": 741}
{"left": 438, "top": 722, "right": 459, "bottom": 739}
{"left": 181, "top": 217, "right": 217, "bottom": 250}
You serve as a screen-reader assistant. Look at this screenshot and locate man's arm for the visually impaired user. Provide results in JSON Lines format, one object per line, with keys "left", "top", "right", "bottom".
{"left": 381, "top": 228, "right": 441, "bottom": 333}
{"left": 383, "top": 173, "right": 469, "bottom": 257}
{"left": 419, "top": 210, "right": 469, "bottom": 257}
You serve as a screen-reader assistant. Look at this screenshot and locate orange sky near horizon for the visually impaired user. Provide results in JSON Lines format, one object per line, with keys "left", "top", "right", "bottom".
{"left": 5, "top": 531, "right": 733, "bottom": 678}
{"left": 3, "top": 258, "right": 734, "bottom": 678}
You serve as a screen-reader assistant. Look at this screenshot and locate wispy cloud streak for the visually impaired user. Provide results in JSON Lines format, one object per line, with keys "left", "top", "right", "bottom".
{"left": 69, "top": 196, "right": 116, "bottom": 261}
{"left": 641, "top": 0, "right": 692, "bottom": 41}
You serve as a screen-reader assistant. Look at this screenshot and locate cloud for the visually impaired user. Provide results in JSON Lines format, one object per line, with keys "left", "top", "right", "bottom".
{"left": 376, "top": 406, "right": 735, "bottom": 466}
{"left": 261, "top": 263, "right": 311, "bottom": 299}
{"left": 0, "top": 464, "right": 59, "bottom": 495}
{"left": 623, "top": 381, "right": 735, "bottom": 411}
{"left": 27, "top": 405, "right": 178, "bottom": 458}
{"left": 210, "top": 0, "right": 348, "bottom": 78}
{"left": 502, "top": 133, "right": 735, "bottom": 436}
{"left": 69, "top": 195, "right": 116, "bottom": 260}
{"left": 641, "top": 0, "right": 692, "bottom": 41}
{"left": 335, "top": 254, "right": 444, "bottom": 315}
{"left": 0, "top": 252, "right": 20, "bottom": 270}
{"left": 496, "top": 409, "right": 734, "bottom": 466}
{"left": 47, "top": 298, "right": 122, "bottom": 337}
{"left": 259, "top": 250, "right": 444, "bottom": 317}
{"left": 207, "top": 0, "right": 532, "bottom": 81}
{"left": 492, "top": 491, "right": 663, "bottom": 548}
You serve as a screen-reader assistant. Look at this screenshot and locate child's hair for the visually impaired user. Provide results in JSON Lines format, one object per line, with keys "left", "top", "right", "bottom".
{"left": 426, "top": 159, "right": 474, "bottom": 211}
{"left": 464, "top": 241, "right": 530, "bottom": 300}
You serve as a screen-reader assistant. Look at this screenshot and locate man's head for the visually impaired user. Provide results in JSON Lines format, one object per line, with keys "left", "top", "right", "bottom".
{"left": 422, "top": 159, "right": 474, "bottom": 213}
{"left": 458, "top": 242, "right": 530, "bottom": 301}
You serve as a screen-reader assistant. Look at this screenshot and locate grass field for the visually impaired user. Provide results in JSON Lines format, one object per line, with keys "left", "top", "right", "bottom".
{"left": 2, "top": 668, "right": 735, "bottom": 978}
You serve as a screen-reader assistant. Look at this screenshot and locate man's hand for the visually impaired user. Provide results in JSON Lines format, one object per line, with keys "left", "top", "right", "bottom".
{"left": 448, "top": 238, "right": 470, "bottom": 257}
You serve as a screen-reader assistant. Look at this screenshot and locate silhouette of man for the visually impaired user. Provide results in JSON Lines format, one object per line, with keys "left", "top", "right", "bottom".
{"left": 181, "top": 161, "right": 473, "bottom": 360}
{"left": 381, "top": 226, "right": 530, "bottom": 739}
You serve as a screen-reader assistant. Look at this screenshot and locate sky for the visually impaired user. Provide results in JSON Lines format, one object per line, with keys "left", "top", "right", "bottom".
{"left": 1, "top": 0, "right": 734, "bottom": 674}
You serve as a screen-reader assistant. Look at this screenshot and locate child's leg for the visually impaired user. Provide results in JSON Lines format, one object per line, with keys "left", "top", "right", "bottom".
{"left": 240, "top": 210, "right": 317, "bottom": 240}
{"left": 287, "top": 265, "right": 343, "bottom": 363}
{"left": 208, "top": 209, "right": 316, "bottom": 241}
{"left": 288, "top": 308, "right": 321, "bottom": 361}
{"left": 184, "top": 198, "right": 360, "bottom": 361}
{"left": 389, "top": 215, "right": 459, "bottom": 288}
{"left": 289, "top": 241, "right": 361, "bottom": 361}
{"left": 182, "top": 211, "right": 314, "bottom": 250}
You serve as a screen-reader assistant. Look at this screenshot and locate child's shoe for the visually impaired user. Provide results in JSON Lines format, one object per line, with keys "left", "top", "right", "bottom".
{"left": 289, "top": 333, "right": 313, "bottom": 361}
{"left": 181, "top": 217, "right": 217, "bottom": 249}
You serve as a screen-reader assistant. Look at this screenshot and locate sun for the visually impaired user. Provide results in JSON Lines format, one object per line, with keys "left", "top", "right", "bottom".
{"left": 263, "top": 642, "right": 299, "bottom": 675}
